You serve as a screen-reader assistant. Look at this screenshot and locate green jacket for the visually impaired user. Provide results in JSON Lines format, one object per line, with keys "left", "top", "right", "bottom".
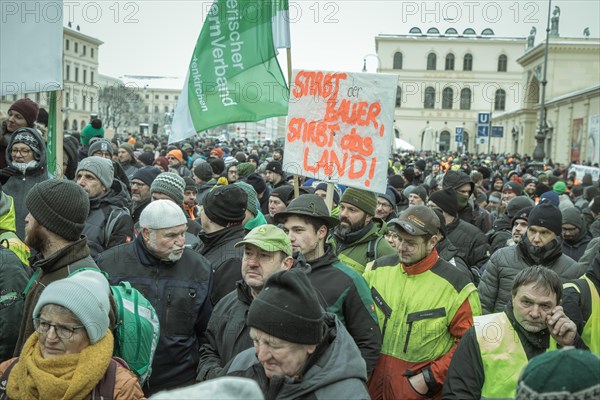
{"left": 329, "top": 219, "right": 396, "bottom": 274}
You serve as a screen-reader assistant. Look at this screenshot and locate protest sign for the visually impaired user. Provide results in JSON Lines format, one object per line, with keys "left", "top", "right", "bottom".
{"left": 283, "top": 70, "right": 396, "bottom": 194}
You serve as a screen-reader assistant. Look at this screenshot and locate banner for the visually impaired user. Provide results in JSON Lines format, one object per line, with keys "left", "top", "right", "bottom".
{"left": 588, "top": 115, "right": 600, "bottom": 165}
{"left": 569, "top": 164, "right": 600, "bottom": 182}
{"left": 1, "top": 0, "right": 63, "bottom": 96}
{"left": 283, "top": 70, "right": 396, "bottom": 194}
{"left": 169, "top": 0, "right": 289, "bottom": 143}
{"left": 570, "top": 118, "right": 584, "bottom": 163}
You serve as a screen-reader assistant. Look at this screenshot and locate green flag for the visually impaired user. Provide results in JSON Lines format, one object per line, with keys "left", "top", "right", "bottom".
{"left": 46, "top": 91, "right": 57, "bottom": 178}
{"left": 170, "top": 0, "right": 289, "bottom": 143}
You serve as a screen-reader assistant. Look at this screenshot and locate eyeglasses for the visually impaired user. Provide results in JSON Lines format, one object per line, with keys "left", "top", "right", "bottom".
{"left": 11, "top": 147, "right": 32, "bottom": 156}
{"left": 33, "top": 317, "right": 85, "bottom": 339}
{"left": 131, "top": 181, "right": 147, "bottom": 187}
{"left": 377, "top": 201, "right": 392, "bottom": 209}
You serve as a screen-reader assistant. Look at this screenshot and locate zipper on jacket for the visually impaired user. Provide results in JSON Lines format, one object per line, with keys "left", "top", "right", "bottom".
{"left": 404, "top": 308, "right": 447, "bottom": 353}
{"left": 371, "top": 287, "right": 392, "bottom": 338}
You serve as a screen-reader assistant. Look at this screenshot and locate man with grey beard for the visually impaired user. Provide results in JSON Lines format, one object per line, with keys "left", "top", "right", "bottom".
{"left": 96, "top": 200, "right": 214, "bottom": 396}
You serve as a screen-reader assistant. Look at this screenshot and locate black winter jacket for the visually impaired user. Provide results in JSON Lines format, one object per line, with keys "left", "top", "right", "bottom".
{"left": 446, "top": 217, "right": 490, "bottom": 269}
{"left": 84, "top": 179, "right": 134, "bottom": 258}
{"left": 198, "top": 225, "right": 245, "bottom": 305}
{"left": 97, "top": 236, "right": 214, "bottom": 394}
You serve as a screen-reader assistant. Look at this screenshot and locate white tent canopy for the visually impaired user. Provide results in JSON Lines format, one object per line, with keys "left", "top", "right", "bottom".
{"left": 394, "top": 138, "right": 416, "bottom": 151}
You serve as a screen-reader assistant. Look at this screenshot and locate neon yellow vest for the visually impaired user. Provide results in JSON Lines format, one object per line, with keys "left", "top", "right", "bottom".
{"left": 581, "top": 276, "right": 600, "bottom": 355}
{"left": 565, "top": 276, "right": 600, "bottom": 355}
{"left": 475, "top": 312, "right": 557, "bottom": 399}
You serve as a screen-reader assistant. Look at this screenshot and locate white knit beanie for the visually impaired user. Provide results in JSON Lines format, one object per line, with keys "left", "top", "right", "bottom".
{"left": 33, "top": 270, "right": 111, "bottom": 344}
{"left": 140, "top": 199, "right": 187, "bottom": 229}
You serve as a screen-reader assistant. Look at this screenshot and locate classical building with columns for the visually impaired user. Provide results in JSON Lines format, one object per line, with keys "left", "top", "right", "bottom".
{"left": 376, "top": 23, "right": 599, "bottom": 164}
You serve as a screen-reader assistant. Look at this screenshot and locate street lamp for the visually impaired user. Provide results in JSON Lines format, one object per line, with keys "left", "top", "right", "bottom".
{"left": 533, "top": 0, "right": 553, "bottom": 161}
{"left": 362, "top": 54, "right": 381, "bottom": 73}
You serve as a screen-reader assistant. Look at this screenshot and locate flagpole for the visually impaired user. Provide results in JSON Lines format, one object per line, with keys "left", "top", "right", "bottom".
{"left": 55, "top": 90, "right": 63, "bottom": 179}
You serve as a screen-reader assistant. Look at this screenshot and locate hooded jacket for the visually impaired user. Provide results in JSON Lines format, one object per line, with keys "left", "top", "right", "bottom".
{"left": 2, "top": 128, "right": 49, "bottom": 238}
{"left": 225, "top": 314, "right": 370, "bottom": 400}
{"left": 478, "top": 235, "right": 581, "bottom": 314}
{"left": 83, "top": 179, "right": 134, "bottom": 258}
{"left": 446, "top": 217, "right": 490, "bottom": 269}
{"left": 561, "top": 207, "right": 592, "bottom": 262}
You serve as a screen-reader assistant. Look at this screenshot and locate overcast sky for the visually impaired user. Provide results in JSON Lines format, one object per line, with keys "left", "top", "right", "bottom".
{"left": 66, "top": 1, "right": 599, "bottom": 81}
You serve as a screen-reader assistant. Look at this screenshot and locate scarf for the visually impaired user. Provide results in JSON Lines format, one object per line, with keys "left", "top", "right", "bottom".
{"left": 7, "top": 330, "right": 114, "bottom": 400}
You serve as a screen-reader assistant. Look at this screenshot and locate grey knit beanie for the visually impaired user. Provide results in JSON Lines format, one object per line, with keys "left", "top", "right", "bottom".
{"left": 151, "top": 172, "right": 185, "bottom": 205}
{"left": 77, "top": 156, "right": 114, "bottom": 190}
{"left": 26, "top": 180, "right": 89, "bottom": 241}
{"left": 33, "top": 270, "right": 111, "bottom": 344}
{"left": 88, "top": 138, "right": 114, "bottom": 157}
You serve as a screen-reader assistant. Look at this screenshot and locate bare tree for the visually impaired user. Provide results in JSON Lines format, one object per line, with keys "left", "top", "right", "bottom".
{"left": 97, "top": 84, "right": 144, "bottom": 133}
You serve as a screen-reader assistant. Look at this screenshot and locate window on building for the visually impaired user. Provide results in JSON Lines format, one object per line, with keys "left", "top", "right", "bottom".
{"left": 83, "top": 45, "right": 86, "bottom": 56}
{"left": 427, "top": 53, "right": 437, "bottom": 70}
{"left": 395, "top": 86, "right": 402, "bottom": 107}
{"left": 66, "top": 92, "right": 70, "bottom": 107}
{"left": 66, "top": 39, "right": 70, "bottom": 51}
{"left": 393, "top": 52, "right": 403, "bottom": 69}
{"left": 12, "top": 95, "right": 17, "bottom": 101}
{"left": 154, "top": 105, "right": 159, "bottom": 113}
{"left": 498, "top": 55, "right": 508, "bottom": 72}
{"left": 75, "top": 42, "right": 78, "bottom": 52}
{"left": 494, "top": 89, "right": 506, "bottom": 111}
{"left": 66, "top": 65, "right": 70, "bottom": 81}
{"left": 442, "top": 87, "right": 454, "bottom": 109}
{"left": 164, "top": 95, "right": 169, "bottom": 100}
{"left": 145, "top": 106, "right": 149, "bottom": 113}
{"left": 155, "top": 95, "right": 158, "bottom": 100}
{"left": 145, "top": 94, "right": 149, "bottom": 100}
{"left": 82, "top": 95, "right": 87, "bottom": 111}
{"left": 463, "top": 54, "right": 473, "bottom": 71}
{"left": 35, "top": 93, "right": 40, "bottom": 103}
{"left": 424, "top": 87, "right": 435, "bottom": 109}
{"left": 91, "top": 48, "right": 94, "bottom": 58}
{"left": 91, "top": 72, "right": 94, "bottom": 84}
{"left": 460, "top": 88, "right": 472, "bottom": 110}
{"left": 175, "top": 96, "right": 179, "bottom": 101}
{"left": 445, "top": 54, "right": 455, "bottom": 71}
{"left": 75, "top": 67, "right": 79, "bottom": 82}
{"left": 164, "top": 106, "right": 169, "bottom": 113}
{"left": 83, "top": 70, "right": 87, "bottom": 84}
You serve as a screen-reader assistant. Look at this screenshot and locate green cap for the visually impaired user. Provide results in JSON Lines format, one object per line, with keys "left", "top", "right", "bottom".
{"left": 235, "top": 224, "right": 292, "bottom": 256}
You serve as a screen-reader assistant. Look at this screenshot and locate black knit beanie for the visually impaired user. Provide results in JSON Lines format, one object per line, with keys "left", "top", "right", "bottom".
{"left": 246, "top": 173, "right": 268, "bottom": 195}
{"left": 247, "top": 269, "right": 324, "bottom": 344}
{"left": 26, "top": 180, "right": 89, "bottom": 241}
{"left": 432, "top": 208, "right": 448, "bottom": 237}
{"left": 428, "top": 188, "right": 459, "bottom": 217}
{"left": 270, "top": 185, "right": 295, "bottom": 206}
{"left": 528, "top": 200, "right": 563, "bottom": 236}
{"left": 202, "top": 185, "right": 247, "bottom": 227}
{"left": 132, "top": 166, "right": 161, "bottom": 187}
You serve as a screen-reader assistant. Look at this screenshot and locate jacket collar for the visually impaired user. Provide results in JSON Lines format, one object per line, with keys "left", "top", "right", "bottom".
{"left": 402, "top": 248, "right": 439, "bottom": 275}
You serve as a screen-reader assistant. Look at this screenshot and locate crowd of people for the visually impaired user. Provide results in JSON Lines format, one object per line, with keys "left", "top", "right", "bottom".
{"left": 1, "top": 97, "right": 599, "bottom": 399}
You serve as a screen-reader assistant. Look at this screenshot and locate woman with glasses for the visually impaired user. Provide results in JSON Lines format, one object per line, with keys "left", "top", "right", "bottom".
{"left": 1, "top": 98, "right": 39, "bottom": 170}
{"left": 1, "top": 127, "right": 49, "bottom": 238}
{"left": 0, "top": 270, "right": 145, "bottom": 399}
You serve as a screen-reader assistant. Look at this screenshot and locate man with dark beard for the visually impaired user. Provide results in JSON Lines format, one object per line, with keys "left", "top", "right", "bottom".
{"left": 97, "top": 200, "right": 213, "bottom": 396}
{"left": 330, "top": 187, "right": 395, "bottom": 274}
{"left": 13, "top": 180, "right": 102, "bottom": 355}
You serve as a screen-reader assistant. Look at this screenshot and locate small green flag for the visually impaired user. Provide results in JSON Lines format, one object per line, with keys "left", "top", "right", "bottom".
{"left": 169, "top": 0, "right": 289, "bottom": 143}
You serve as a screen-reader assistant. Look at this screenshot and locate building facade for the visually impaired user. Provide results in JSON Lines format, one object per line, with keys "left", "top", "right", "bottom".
{"left": 376, "top": 25, "right": 600, "bottom": 164}
{"left": 376, "top": 27, "right": 526, "bottom": 154}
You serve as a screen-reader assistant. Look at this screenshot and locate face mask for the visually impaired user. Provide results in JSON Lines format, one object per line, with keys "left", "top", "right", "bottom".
{"left": 456, "top": 192, "right": 469, "bottom": 209}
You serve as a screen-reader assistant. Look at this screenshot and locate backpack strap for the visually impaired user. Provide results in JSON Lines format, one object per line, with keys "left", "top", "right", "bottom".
{"left": 0, "top": 358, "right": 19, "bottom": 398}
{"left": 104, "top": 207, "right": 130, "bottom": 245}
{"left": 22, "top": 268, "right": 41, "bottom": 298}
{"left": 366, "top": 236, "right": 382, "bottom": 262}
